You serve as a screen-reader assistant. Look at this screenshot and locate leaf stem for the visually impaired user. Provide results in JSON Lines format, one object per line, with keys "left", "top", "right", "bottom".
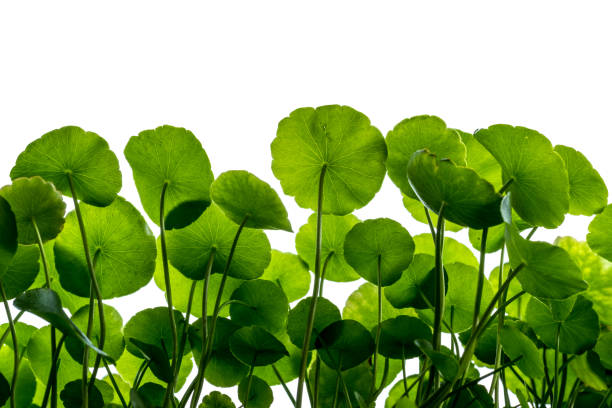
{"left": 429, "top": 202, "right": 446, "bottom": 394}
{"left": 553, "top": 325, "right": 561, "bottom": 408}
{"left": 423, "top": 206, "right": 437, "bottom": 243}
{"left": 244, "top": 361, "right": 255, "bottom": 408}
{"left": 371, "top": 254, "right": 383, "bottom": 394}
{"left": 472, "top": 227, "right": 488, "bottom": 329}
{"left": 498, "top": 178, "right": 514, "bottom": 194}
{"left": 317, "top": 251, "right": 334, "bottom": 298}
{"left": 40, "top": 334, "right": 66, "bottom": 408}
{"left": 0, "top": 280, "right": 18, "bottom": 408}
{"left": 490, "top": 246, "right": 506, "bottom": 404}
{"left": 82, "top": 287, "right": 95, "bottom": 408}
{"left": 0, "top": 310, "right": 23, "bottom": 347}
{"left": 295, "top": 164, "right": 327, "bottom": 408}
{"left": 273, "top": 364, "right": 296, "bottom": 406}
{"left": 102, "top": 359, "right": 128, "bottom": 408}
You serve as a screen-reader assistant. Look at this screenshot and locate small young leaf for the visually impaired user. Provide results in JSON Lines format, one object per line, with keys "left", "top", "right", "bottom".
{"left": 59, "top": 379, "right": 104, "bottom": 408}
{"left": 272, "top": 105, "right": 387, "bottom": 215}
{"left": 587, "top": 204, "right": 612, "bottom": 262}
{"left": 315, "top": 319, "right": 374, "bottom": 371}
{"left": 229, "top": 279, "right": 289, "bottom": 334}
{"left": 386, "top": 115, "right": 467, "bottom": 199}
{"left": 211, "top": 170, "right": 292, "bottom": 231}
{"left": 377, "top": 316, "right": 431, "bottom": 360}
{"left": 0, "top": 177, "right": 65, "bottom": 245}
{"left": 10, "top": 126, "right": 122, "bottom": 207}
{"left": 229, "top": 326, "right": 289, "bottom": 367}
{"left": 201, "top": 391, "right": 236, "bottom": 408}
{"left": 124, "top": 125, "right": 214, "bottom": 227}
{"left": 238, "top": 376, "right": 273, "bottom": 408}
{"left": 295, "top": 213, "right": 360, "bottom": 282}
{"left": 344, "top": 218, "right": 415, "bottom": 287}
{"left": 260, "top": 250, "right": 310, "bottom": 303}
{"left": 287, "top": 297, "right": 341, "bottom": 350}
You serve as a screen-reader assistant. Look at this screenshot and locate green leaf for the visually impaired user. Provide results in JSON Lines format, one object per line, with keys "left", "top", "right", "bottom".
{"left": 0, "top": 321, "right": 37, "bottom": 356}
{"left": 201, "top": 391, "right": 236, "bottom": 408}
{"left": 413, "top": 233, "right": 478, "bottom": 268}
{"left": 500, "top": 324, "right": 544, "bottom": 379}
{"left": 59, "top": 380, "right": 104, "bottom": 408}
{"left": 407, "top": 150, "right": 503, "bottom": 229}
{"left": 54, "top": 196, "right": 156, "bottom": 299}
{"left": 167, "top": 204, "right": 271, "bottom": 280}
{"left": 594, "top": 331, "right": 612, "bottom": 370}
{"left": 272, "top": 105, "right": 387, "bottom": 215}
{"left": 505, "top": 219, "right": 587, "bottom": 299}
{"left": 10, "top": 126, "right": 122, "bottom": 207}
{"left": 459, "top": 130, "right": 502, "bottom": 190}
{"left": 452, "top": 383, "right": 494, "bottom": 408}
{"left": 0, "top": 177, "right": 65, "bottom": 245}
{"left": 211, "top": 170, "right": 292, "bottom": 231}
{"left": 569, "top": 352, "right": 607, "bottom": 391}
{"left": 260, "top": 250, "right": 310, "bottom": 303}
{"left": 313, "top": 361, "right": 373, "bottom": 408}
{"left": 554, "top": 145, "right": 608, "bottom": 215}
{"left": 402, "top": 194, "right": 463, "bottom": 232}
{"left": 124, "top": 125, "right": 214, "bottom": 227}
{"left": 526, "top": 295, "right": 599, "bottom": 354}
{"left": 295, "top": 213, "right": 359, "bottom": 282}
{"left": 475, "top": 125, "right": 569, "bottom": 228}
{"left": 315, "top": 319, "right": 374, "bottom": 371}
{"left": 386, "top": 115, "right": 467, "bottom": 199}
{"left": 14, "top": 288, "right": 110, "bottom": 359}
{"left": 0, "top": 245, "right": 39, "bottom": 300}
{"left": 129, "top": 338, "right": 173, "bottom": 383}
{"left": 229, "top": 326, "right": 289, "bottom": 367}
{"left": 229, "top": 279, "right": 288, "bottom": 334}
{"left": 344, "top": 283, "right": 416, "bottom": 331}
{"left": 0, "top": 350, "right": 36, "bottom": 408}
{"left": 488, "top": 263, "right": 530, "bottom": 319}
{"left": 377, "top": 316, "right": 431, "bottom": 360}
{"left": 344, "top": 218, "right": 415, "bottom": 287}
{"left": 0, "top": 372, "right": 8, "bottom": 407}
{"left": 238, "top": 376, "right": 273, "bottom": 408}
{"left": 65, "top": 303, "right": 124, "bottom": 366}
{"left": 153, "top": 238, "right": 243, "bottom": 319}
{"left": 555, "top": 236, "right": 612, "bottom": 325}
{"left": 123, "top": 307, "right": 189, "bottom": 359}
{"left": 132, "top": 382, "right": 174, "bottom": 407}
{"left": 288, "top": 297, "right": 341, "bottom": 350}
{"left": 0, "top": 196, "right": 17, "bottom": 274}
{"left": 385, "top": 376, "right": 421, "bottom": 408}
{"left": 587, "top": 204, "right": 612, "bottom": 262}
{"left": 459, "top": 320, "right": 499, "bottom": 365}
{"left": 468, "top": 211, "right": 531, "bottom": 254}
{"left": 252, "top": 331, "right": 302, "bottom": 386}
{"left": 115, "top": 348, "right": 192, "bottom": 390}
{"left": 415, "top": 340, "right": 458, "bottom": 381}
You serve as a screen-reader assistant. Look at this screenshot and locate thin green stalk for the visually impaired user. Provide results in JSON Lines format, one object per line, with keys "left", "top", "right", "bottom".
{"left": 428, "top": 202, "right": 445, "bottom": 394}
{"left": 86, "top": 251, "right": 103, "bottom": 396}
{"left": 553, "top": 325, "right": 561, "bottom": 408}
{"left": 339, "top": 369, "right": 353, "bottom": 408}
{"left": 402, "top": 348, "right": 409, "bottom": 395}
{"left": 566, "top": 379, "right": 580, "bottom": 408}
{"left": 500, "top": 368, "right": 511, "bottom": 408}
{"left": 558, "top": 354, "right": 568, "bottom": 408}
{"left": 373, "top": 357, "right": 390, "bottom": 398}
{"left": 317, "top": 251, "right": 334, "bottom": 298}
{"left": 102, "top": 359, "right": 127, "bottom": 408}
{"left": 507, "top": 365, "right": 541, "bottom": 405}
{"left": 447, "top": 356, "right": 522, "bottom": 400}
{"left": 0, "top": 310, "right": 23, "bottom": 347}
{"left": 313, "top": 355, "right": 321, "bottom": 408}
{"left": 172, "top": 279, "right": 197, "bottom": 383}
{"left": 597, "top": 387, "right": 612, "bottom": 408}
{"left": 82, "top": 287, "right": 95, "bottom": 408}
{"left": 331, "top": 372, "right": 341, "bottom": 408}
{"left": 472, "top": 227, "right": 488, "bottom": 329}
{"left": 371, "top": 254, "right": 383, "bottom": 394}
{"left": 32, "top": 218, "right": 58, "bottom": 408}
{"left": 295, "top": 165, "right": 327, "bottom": 408}
{"left": 133, "top": 359, "right": 150, "bottom": 391}
{"left": 490, "top": 246, "right": 505, "bottom": 404}
{"left": 272, "top": 364, "right": 296, "bottom": 406}
{"left": 40, "top": 335, "right": 66, "bottom": 408}
{"left": 498, "top": 178, "right": 514, "bottom": 194}
{"left": 526, "top": 227, "right": 538, "bottom": 240}
{"left": 0, "top": 280, "right": 18, "bottom": 408}
{"left": 244, "top": 361, "right": 256, "bottom": 408}
{"left": 423, "top": 207, "right": 436, "bottom": 242}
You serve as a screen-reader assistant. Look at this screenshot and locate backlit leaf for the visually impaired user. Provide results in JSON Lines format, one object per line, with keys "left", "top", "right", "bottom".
{"left": 587, "top": 204, "right": 612, "bottom": 262}
{"left": 315, "top": 319, "right": 374, "bottom": 371}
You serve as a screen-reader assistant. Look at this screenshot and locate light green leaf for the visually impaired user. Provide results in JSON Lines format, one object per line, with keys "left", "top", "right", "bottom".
{"left": 238, "top": 376, "right": 272, "bottom": 408}
{"left": 475, "top": 125, "right": 569, "bottom": 228}
{"left": 252, "top": 331, "right": 301, "bottom": 385}
{"left": 315, "top": 319, "right": 374, "bottom": 371}
{"left": 124, "top": 125, "right": 214, "bottom": 227}
{"left": 0, "top": 177, "right": 65, "bottom": 245}
{"left": 413, "top": 233, "right": 478, "bottom": 268}
{"left": 407, "top": 150, "right": 503, "bottom": 229}
{"left": 54, "top": 196, "right": 156, "bottom": 298}
{"left": 272, "top": 105, "right": 387, "bottom": 215}
{"left": 488, "top": 263, "right": 530, "bottom": 319}
{"left": 211, "top": 170, "right": 291, "bottom": 231}
{"left": 313, "top": 361, "right": 373, "bottom": 408}
{"left": 0, "top": 350, "right": 36, "bottom": 408}
{"left": 10, "top": 126, "right": 122, "bottom": 207}
{"left": 167, "top": 204, "right": 271, "bottom": 280}
{"left": 402, "top": 194, "right": 463, "bottom": 232}
{"left": 587, "top": 204, "right": 612, "bottom": 262}
{"left": 229, "top": 326, "right": 289, "bottom": 367}
{"left": 459, "top": 130, "right": 502, "bottom": 190}
{"left": 0, "top": 196, "right": 17, "bottom": 274}
{"left": 0, "top": 245, "right": 39, "bottom": 300}
{"left": 0, "top": 322, "right": 37, "bottom": 356}
{"left": 201, "top": 391, "right": 236, "bottom": 408}
{"left": 594, "top": 331, "right": 612, "bottom": 370}
{"left": 344, "top": 218, "right": 414, "bottom": 287}
{"left": 229, "top": 279, "right": 288, "bottom": 334}
{"left": 295, "top": 213, "right": 360, "bottom": 282}
{"left": 386, "top": 115, "right": 466, "bottom": 199}
{"left": 260, "top": 250, "right": 310, "bottom": 303}
{"left": 115, "top": 348, "right": 192, "bottom": 390}
{"left": 569, "top": 352, "right": 607, "bottom": 391}
{"left": 288, "top": 297, "right": 341, "bottom": 350}
{"left": 500, "top": 324, "right": 544, "bottom": 379}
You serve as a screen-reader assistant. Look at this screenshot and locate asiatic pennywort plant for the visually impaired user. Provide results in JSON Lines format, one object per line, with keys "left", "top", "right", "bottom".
{"left": 0, "top": 106, "right": 611, "bottom": 408}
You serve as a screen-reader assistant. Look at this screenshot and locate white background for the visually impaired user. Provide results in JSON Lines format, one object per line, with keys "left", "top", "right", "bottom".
{"left": 1, "top": 1, "right": 611, "bottom": 406}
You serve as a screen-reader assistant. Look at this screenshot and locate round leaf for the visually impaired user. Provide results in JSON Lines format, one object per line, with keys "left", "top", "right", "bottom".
{"left": 229, "top": 326, "right": 289, "bottom": 367}
{"left": 202, "top": 391, "right": 236, "bottom": 408}
{"left": 115, "top": 348, "right": 192, "bottom": 390}
{"left": 54, "top": 196, "right": 156, "bottom": 298}
{"left": 238, "top": 376, "right": 273, "bottom": 408}
{"left": 123, "top": 307, "right": 189, "bottom": 358}
{"left": 415, "top": 340, "right": 458, "bottom": 381}
{"left": 407, "top": 150, "right": 503, "bottom": 229}
{"left": 166, "top": 204, "right": 271, "bottom": 280}
{"left": 260, "top": 250, "right": 310, "bottom": 302}
{"left": 287, "top": 296, "right": 341, "bottom": 350}
{"left": 211, "top": 170, "right": 291, "bottom": 231}
{"left": 402, "top": 194, "right": 463, "bottom": 232}
{"left": 384, "top": 254, "right": 445, "bottom": 310}
{"left": 0, "top": 350, "right": 36, "bottom": 408}
{"left": 475, "top": 125, "right": 569, "bottom": 228}
{"left": 124, "top": 125, "right": 214, "bottom": 227}
{"left": 554, "top": 145, "right": 608, "bottom": 216}
{"left": 0, "top": 196, "right": 17, "bottom": 274}
{"left": 272, "top": 105, "right": 387, "bottom": 215}
{"left": 386, "top": 115, "right": 467, "bottom": 198}
{"left": 315, "top": 319, "right": 374, "bottom": 371}
{"left": 0, "top": 245, "right": 39, "bottom": 300}
{"left": 377, "top": 316, "right": 432, "bottom": 360}
{"left": 10, "top": 126, "right": 122, "bottom": 207}
{"left": 252, "top": 331, "right": 302, "bottom": 386}
{"left": 60, "top": 380, "right": 104, "bottom": 408}
{"left": 0, "top": 177, "right": 65, "bottom": 245}
{"left": 459, "top": 130, "right": 502, "bottom": 190}
{"left": 295, "top": 213, "right": 359, "bottom": 282}
{"left": 413, "top": 233, "right": 478, "bottom": 268}
{"left": 229, "top": 279, "right": 288, "bottom": 334}
{"left": 587, "top": 204, "right": 612, "bottom": 262}
{"left": 344, "top": 218, "right": 415, "bottom": 287}
{"left": 312, "top": 360, "right": 373, "bottom": 408}
{"left": 526, "top": 296, "right": 599, "bottom": 354}
{"left": 0, "top": 322, "right": 37, "bottom": 356}
{"left": 500, "top": 324, "right": 544, "bottom": 379}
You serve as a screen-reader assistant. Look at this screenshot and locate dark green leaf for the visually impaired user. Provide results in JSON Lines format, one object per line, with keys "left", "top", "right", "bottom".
{"left": 166, "top": 204, "right": 271, "bottom": 280}
{"left": 252, "top": 331, "right": 302, "bottom": 386}
{"left": 59, "top": 379, "right": 104, "bottom": 408}
{"left": 569, "top": 352, "right": 607, "bottom": 391}
{"left": 211, "top": 170, "right": 291, "bottom": 231}
{"left": 238, "top": 376, "right": 273, "bottom": 408}
{"left": 129, "top": 339, "right": 172, "bottom": 383}
{"left": 344, "top": 218, "right": 415, "bottom": 287}
{"left": 124, "top": 307, "right": 188, "bottom": 359}
{"left": 587, "top": 204, "right": 612, "bottom": 262}
{"left": 402, "top": 194, "right": 463, "bottom": 232}
{"left": 115, "top": 349, "right": 192, "bottom": 390}
{"left": 11, "top": 126, "right": 122, "bottom": 207}
{"left": 0, "top": 196, "right": 17, "bottom": 274}
{"left": 229, "top": 326, "right": 289, "bottom": 367}
{"left": 475, "top": 125, "right": 569, "bottom": 228}
{"left": 377, "top": 316, "right": 431, "bottom": 360}
{"left": 133, "top": 382, "right": 172, "bottom": 407}
{"left": 0, "top": 245, "right": 39, "bottom": 300}
{"left": 0, "top": 177, "right": 65, "bottom": 245}
{"left": 344, "top": 283, "right": 416, "bottom": 330}
{"left": 407, "top": 150, "right": 502, "bottom": 229}
{"left": 54, "top": 196, "right": 156, "bottom": 298}
{"left": 201, "top": 391, "right": 236, "bottom": 408}
{"left": 124, "top": 125, "right": 213, "bottom": 227}
{"left": 229, "top": 279, "right": 288, "bottom": 334}
{"left": 313, "top": 361, "right": 373, "bottom": 408}
{"left": 386, "top": 115, "right": 466, "bottom": 199}
{"left": 594, "top": 332, "right": 612, "bottom": 370}
{"left": 415, "top": 340, "right": 458, "bottom": 381}
{"left": 500, "top": 324, "right": 544, "bottom": 379}
{"left": 260, "top": 250, "right": 310, "bottom": 303}
{"left": 287, "top": 297, "right": 341, "bottom": 350}
{"left": 315, "top": 319, "right": 374, "bottom": 371}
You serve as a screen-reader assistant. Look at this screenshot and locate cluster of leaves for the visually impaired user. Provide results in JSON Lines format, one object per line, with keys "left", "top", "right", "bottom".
{"left": 0, "top": 107, "right": 611, "bottom": 408}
